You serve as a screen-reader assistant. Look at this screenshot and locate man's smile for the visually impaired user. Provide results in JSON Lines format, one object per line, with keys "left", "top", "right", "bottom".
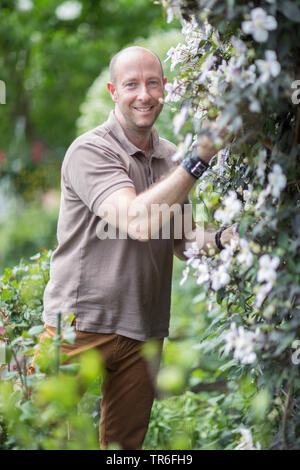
{"left": 132, "top": 105, "right": 155, "bottom": 114}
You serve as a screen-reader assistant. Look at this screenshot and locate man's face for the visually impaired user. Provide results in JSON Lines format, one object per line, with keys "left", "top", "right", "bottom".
{"left": 108, "top": 50, "right": 166, "bottom": 134}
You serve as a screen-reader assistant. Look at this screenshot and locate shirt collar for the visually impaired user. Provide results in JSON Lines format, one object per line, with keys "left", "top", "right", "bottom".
{"left": 104, "top": 110, "right": 162, "bottom": 159}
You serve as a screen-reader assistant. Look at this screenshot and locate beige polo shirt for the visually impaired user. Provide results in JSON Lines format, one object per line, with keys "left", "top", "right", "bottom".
{"left": 42, "top": 111, "right": 181, "bottom": 340}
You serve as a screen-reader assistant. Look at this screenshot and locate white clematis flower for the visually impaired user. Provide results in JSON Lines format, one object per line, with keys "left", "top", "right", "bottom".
{"left": 256, "top": 149, "right": 267, "bottom": 183}
{"left": 224, "top": 323, "right": 263, "bottom": 365}
{"left": 243, "top": 185, "right": 254, "bottom": 211}
{"left": 179, "top": 266, "right": 190, "bottom": 286}
{"left": 55, "top": 1, "right": 82, "bottom": 21}
{"left": 235, "top": 429, "right": 261, "bottom": 450}
{"left": 237, "top": 239, "right": 254, "bottom": 267}
{"left": 254, "top": 281, "right": 273, "bottom": 308}
{"left": 172, "top": 133, "right": 193, "bottom": 162}
{"left": 257, "top": 254, "right": 280, "bottom": 283}
{"left": 165, "top": 78, "right": 186, "bottom": 103}
{"left": 183, "top": 241, "right": 200, "bottom": 261}
{"left": 242, "top": 8, "right": 277, "bottom": 43}
{"left": 166, "top": 1, "right": 182, "bottom": 24}
{"left": 165, "top": 43, "right": 189, "bottom": 71}
{"left": 211, "top": 265, "right": 230, "bottom": 291}
{"left": 214, "top": 191, "right": 242, "bottom": 225}
{"left": 255, "top": 50, "right": 281, "bottom": 84}
{"left": 17, "top": 0, "right": 33, "bottom": 11}
{"left": 173, "top": 106, "right": 189, "bottom": 135}
{"left": 267, "top": 164, "right": 286, "bottom": 198}
{"left": 196, "top": 263, "right": 210, "bottom": 285}
{"left": 197, "top": 55, "right": 217, "bottom": 84}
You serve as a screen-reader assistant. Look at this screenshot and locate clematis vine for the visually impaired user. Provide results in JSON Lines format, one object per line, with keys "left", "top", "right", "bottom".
{"left": 160, "top": 0, "right": 300, "bottom": 450}
{"left": 165, "top": 78, "right": 186, "bottom": 103}
{"left": 165, "top": 43, "right": 190, "bottom": 71}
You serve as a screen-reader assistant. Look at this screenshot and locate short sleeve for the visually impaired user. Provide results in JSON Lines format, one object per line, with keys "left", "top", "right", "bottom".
{"left": 65, "top": 141, "right": 135, "bottom": 215}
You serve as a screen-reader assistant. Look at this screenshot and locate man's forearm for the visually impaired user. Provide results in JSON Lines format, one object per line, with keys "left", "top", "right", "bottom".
{"left": 128, "top": 165, "right": 197, "bottom": 240}
{"left": 132, "top": 165, "right": 195, "bottom": 211}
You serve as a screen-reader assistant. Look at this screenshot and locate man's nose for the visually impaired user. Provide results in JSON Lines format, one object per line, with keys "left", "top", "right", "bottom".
{"left": 137, "top": 84, "right": 151, "bottom": 101}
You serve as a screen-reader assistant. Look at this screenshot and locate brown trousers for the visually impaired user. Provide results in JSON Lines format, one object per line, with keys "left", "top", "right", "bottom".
{"left": 35, "top": 323, "right": 164, "bottom": 450}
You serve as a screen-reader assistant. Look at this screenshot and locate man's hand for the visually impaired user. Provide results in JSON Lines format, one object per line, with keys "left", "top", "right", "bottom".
{"left": 220, "top": 224, "right": 240, "bottom": 249}
{"left": 197, "top": 115, "right": 231, "bottom": 164}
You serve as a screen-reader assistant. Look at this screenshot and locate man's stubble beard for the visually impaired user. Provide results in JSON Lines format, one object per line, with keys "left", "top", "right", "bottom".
{"left": 132, "top": 104, "right": 164, "bottom": 130}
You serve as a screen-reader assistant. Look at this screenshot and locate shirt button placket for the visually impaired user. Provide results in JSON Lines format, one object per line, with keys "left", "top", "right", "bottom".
{"left": 148, "top": 155, "right": 154, "bottom": 185}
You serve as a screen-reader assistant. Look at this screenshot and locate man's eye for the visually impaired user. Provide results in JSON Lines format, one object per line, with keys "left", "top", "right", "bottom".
{"left": 149, "top": 81, "right": 158, "bottom": 86}
{"left": 126, "top": 83, "right": 136, "bottom": 88}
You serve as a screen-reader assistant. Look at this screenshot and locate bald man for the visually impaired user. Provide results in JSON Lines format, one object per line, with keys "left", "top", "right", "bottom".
{"left": 39, "top": 46, "right": 235, "bottom": 450}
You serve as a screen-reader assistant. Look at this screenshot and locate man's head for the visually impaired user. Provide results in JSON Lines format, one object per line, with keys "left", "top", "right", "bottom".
{"left": 107, "top": 46, "right": 167, "bottom": 135}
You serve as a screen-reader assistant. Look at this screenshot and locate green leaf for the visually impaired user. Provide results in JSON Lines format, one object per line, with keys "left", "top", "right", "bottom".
{"left": 218, "top": 359, "right": 238, "bottom": 372}
{"left": 216, "top": 288, "right": 226, "bottom": 305}
{"left": 5, "top": 345, "right": 12, "bottom": 364}
{"left": 280, "top": 1, "right": 300, "bottom": 23}
{"left": 1, "top": 289, "right": 14, "bottom": 301}
{"left": 194, "top": 197, "right": 212, "bottom": 223}
{"left": 238, "top": 216, "right": 256, "bottom": 238}
{"left": 27, "top": 325, "right": 45, "bottom": 337}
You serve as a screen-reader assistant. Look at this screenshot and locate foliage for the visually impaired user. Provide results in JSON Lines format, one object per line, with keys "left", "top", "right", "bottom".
{"left": 0, "top": 250, "right": 101, "bottom": 449}
{"left": 144, "top": 387, "right": 272, "bottom": 450}
{"left": 0, "top": 0, "right": 173, "bottom": 150}
{"left": 161, "top": 0, "right": 300, "bottom": 450}
{"left": 0, "top": 0, "right": 178, "bottom": 199}
{"left": 0, "top": 191, "right": 60, "bottom": 274}
{"left": 0, "top": 249, "right": 51, "bottom": 332}
{"left": 76, "top": 29, "right": 184, "bottom": 143}
{"left": 0, "top": 251, "right": 268, "bottom": 450}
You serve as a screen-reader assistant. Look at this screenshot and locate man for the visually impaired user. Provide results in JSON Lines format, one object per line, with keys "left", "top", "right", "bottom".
{"left": 38, "top": 46, "right": 236, "bottom": 450}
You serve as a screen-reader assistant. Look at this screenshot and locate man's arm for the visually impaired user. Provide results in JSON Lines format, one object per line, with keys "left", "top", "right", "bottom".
{"left": 97, "top": 119, "right": 231, "bottom": 241}
{"left": 98, "top": 165, "right": 197, "bottom": 241}
{"left": 173, "top": 210, "right": 237, "bottom": 261}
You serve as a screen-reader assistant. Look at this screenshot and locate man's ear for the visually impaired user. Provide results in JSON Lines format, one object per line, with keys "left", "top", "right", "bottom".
{"left": 163, "top": 77, "right": 167, "bottom": 88}
{"left": 107, "top": 82, "right": 118, "bottom": 103}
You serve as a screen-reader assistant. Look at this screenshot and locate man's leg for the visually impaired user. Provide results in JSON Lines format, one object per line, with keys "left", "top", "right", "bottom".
{"left": 31, "top": 325, "right": 163, "bottom": 450}
{"left": 99, "top": 335, "right": 164, "bottom": 450}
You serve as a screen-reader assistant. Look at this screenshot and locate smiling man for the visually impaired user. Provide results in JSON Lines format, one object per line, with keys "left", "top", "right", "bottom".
{"left": 108, "top": 47, "right": 166, "bottom": 146}
{"left": 39, "top": 46, "right": 236, "bottom": 450}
